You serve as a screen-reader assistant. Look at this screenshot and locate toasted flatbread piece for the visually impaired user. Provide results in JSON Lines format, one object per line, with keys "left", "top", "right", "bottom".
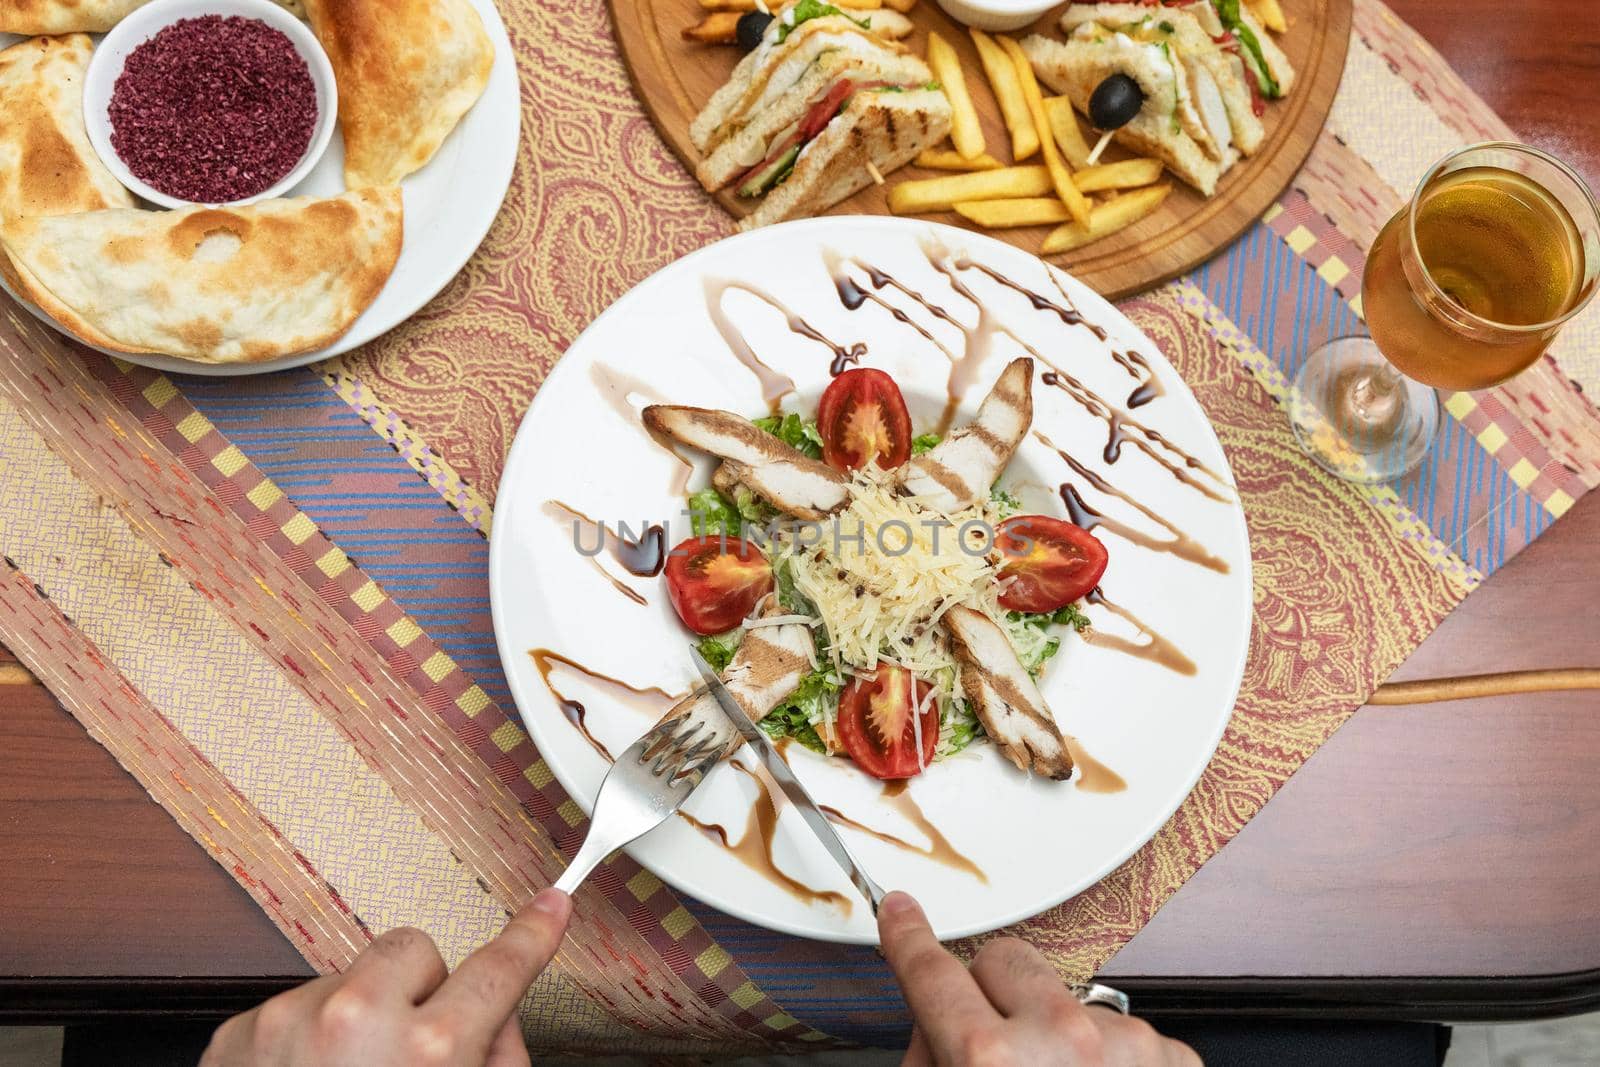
{"left": 0, "top": 34, "right": 133, "bottom": 291}
{"left": 738, "top": 88, "right": 949, "bottom": 230}
{"left": 0, "top": 188, "right": 402, "bottom": 363}
{"left": 1022, "top": 33, "right": 1223, "bottom": 196}
{"left": 305, "top": 0, "right": 493, "bottom": 187}
{"left": 0, "top": 0, "right": 301, "bottom": 34}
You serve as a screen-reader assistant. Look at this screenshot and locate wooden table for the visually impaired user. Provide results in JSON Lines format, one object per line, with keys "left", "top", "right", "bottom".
{"left": 4, "top": 0, "right": 1599, "bottom": 1025}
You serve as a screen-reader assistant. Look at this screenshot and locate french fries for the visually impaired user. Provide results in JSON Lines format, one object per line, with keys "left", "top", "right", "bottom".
{"left": 953, "top": 197, "right": 1072, "bottom": 228}
{"left": 927, "top": 32, "right": 986, "bottom": 159}
{"left": 1041, "top": 184, "right": 1172, "bottom": 253}
{"left": 999, "top": 35, "right": 1090, "bottom": 227}
{"left": 883, "top": 0, "right": 918, "bottom": 12}
{"left": 1042, "top": 95, "right": 1092, "bottom": 170}
{"left": 969, "top": 29, "right": 1038, "bottom": 162}
{"left": 888, "top": 166, "right": 1053, "bottom": 214}
{"left": 681, "top": 11, "right": 741, "bottom": 42}
{"left": 1071, "top": 157, "right": 1165, "bottom": 193}
{"left": 916, "top": 148, "right": 1006, "bottom": 171}
{"left": 1247, "top": 0, "right": 1286, "bottom": 33}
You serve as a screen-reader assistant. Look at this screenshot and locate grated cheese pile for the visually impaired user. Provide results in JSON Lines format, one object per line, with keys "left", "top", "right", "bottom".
{"left": 774, "top": 469, "right": 1005, "bottom": 679}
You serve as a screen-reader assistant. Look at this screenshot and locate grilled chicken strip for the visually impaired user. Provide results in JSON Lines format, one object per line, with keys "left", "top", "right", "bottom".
{"left": 943, "top": 605, "right": 1074, "bottom": 780}
{"left": 897, "top": 357, "right": 1033, "bottom": 512}
{"left": 654, "top": 597, "right": 815, "bottom": 761}
{"left": 644, "top": 405, "right": 850, "bottom": 520}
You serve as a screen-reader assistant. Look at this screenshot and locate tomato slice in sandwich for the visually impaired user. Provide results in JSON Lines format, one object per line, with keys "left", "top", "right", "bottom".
{"left": 664, "top": 536, "right": 774, "bottom": 635}
{"left": 816, "top": 368, "right": 914, "bottom": 471}
{"left": 799, "top": 79, "right": 858, "bottom": 141}
{"left": 994, "top": 515, "right": 1109, "bottom": 612}
{"left": 837, "top": 666, "right": 938, "bottom": 780}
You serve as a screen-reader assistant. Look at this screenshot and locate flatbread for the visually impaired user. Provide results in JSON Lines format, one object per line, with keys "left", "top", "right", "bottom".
{"left": 0, "top": 0, "right": 302, "bottom": 36}
{"left": 304, "top": 0, "right": 493, "bottom": 187}
{"left": 0, "top": 187, "right": 403, "bottom": 363}
{"left": 0, "top": 34, "right": 133, "bottom": 291}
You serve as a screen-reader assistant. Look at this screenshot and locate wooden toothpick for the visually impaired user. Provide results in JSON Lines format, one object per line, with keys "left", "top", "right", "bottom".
{"left": 1085, "top": 130, "right": 1114, "bottom": 167}
{"left": 865, "top": 160, "right": 885, "bottom": 186}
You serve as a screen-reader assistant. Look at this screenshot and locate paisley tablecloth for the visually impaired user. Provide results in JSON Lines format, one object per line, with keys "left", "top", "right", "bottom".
{"left": 2, "top": 0, "right": 1598, "bottom": 1052}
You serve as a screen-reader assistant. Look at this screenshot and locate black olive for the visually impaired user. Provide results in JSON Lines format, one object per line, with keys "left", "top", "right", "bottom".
{"left": 1088, "top": 74, "right": 1144, "bottom": 130}
{"left": 736, "top": 11, "right": 774, "bottom": 52}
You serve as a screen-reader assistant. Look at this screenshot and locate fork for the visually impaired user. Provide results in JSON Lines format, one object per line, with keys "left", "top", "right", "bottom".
{"left": 553, "top": 713, "right": 723, "bottom": 894}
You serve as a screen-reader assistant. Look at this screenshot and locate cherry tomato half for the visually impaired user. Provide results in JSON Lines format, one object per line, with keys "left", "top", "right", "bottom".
{"left": 816, "top": 368, "right": 913, "bottom": 472}
{"left": 664, "top": 536, "right": 774, "bottom": 635}
{"left": 836, "top": 666, "right": 938, "bottom": 780}
{"left": 994, "top": 515, "right": 1109, "bottom": 613}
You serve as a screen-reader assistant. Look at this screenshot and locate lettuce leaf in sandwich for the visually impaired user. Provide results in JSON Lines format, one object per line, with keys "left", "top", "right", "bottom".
{"left": 777, "top": 0, "right": 870, "bottom": 42}
{"left": 1210, "top": 0, "right": 1280, "bottom": 98}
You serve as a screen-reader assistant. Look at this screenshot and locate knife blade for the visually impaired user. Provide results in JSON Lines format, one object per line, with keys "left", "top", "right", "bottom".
{"left": 689, "top": 646, "right": 886, "bottom": 913}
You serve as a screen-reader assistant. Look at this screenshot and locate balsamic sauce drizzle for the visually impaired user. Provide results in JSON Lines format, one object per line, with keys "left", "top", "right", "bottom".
{"left": 680, "top": 760, "right": 853, "bottom": 913}
{"left": 590, "top": 362, "right": 694, "bottom": 496}
{"left": 1083, "top": 588, "right": 1198, "bottom": 676}
{"left": 1036, "top": 432, "right": 1229, "bottom": 574}
{"left": 527, "top": 649, "right": 682, "bottom": 762}
{"left": 705, "top": 278, "right": 864, "bottom": 403}
{"left": 1111, "top": 349, "right": 1164, "bottom": 409}
{"left": 544, "top": 500, "right": 666, "bottom": 605}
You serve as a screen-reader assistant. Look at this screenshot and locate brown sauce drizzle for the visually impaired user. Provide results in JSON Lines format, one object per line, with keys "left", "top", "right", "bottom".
{"left": 527, "top": 649, "right": 683, "bottom": 762}
{"left": 1110, "top": 349, "right": 1164, "bottom": 409}
{"left": 823, "top": 244, "right": 1229, "bottom": 505}
{"left": 544, "top": 500, "right": 664, "bottom": 605}
{"left": 1036, "top": 433, "right": 1229, "bottom": 574}
{"left": 955, "top": 258, "right": 1108, "bottom": 342}
{"left": 590, "top": 362, "right": 695, "bottom": 497}
{"left": 679, "top": 760, "right": 852, "bottom": 914}
{"left": 705, "top": 278, "right": 865, "bottom": 403}
{"left": 1066, "top": 737, "right": 1128, "bottom": 794}
{"left": 1083, "top": 588, "right": 1198, "bottom": 676}
{"left": 1040, "top": 370, "right": 1230, "bottom": 503}
{"left": 822, "top": 782, "right": 987, "bottom": 883}
{"left": 827, "top": 251, "right": 959, "bottom": 377}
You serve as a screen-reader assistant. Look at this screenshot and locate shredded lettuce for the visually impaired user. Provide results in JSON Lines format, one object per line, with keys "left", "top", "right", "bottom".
{"left": 760, "top": 669, "right": 838, "bottom": 754}
{"left": 695, "top": 630, "right": 741, "bottom": 672}
{"left": 911, "top": 432, "right": 941, "bottom": 455}
{"left": 776, "top": 0, "right": 869, "bottom": 42}
{"left": 685, "top": 487, "right": 744, "bottom": 538}
{"left": 937, "top": 698, "right": 985, "bottom": 757}
{"left": 753, "top": 411, "right": 825, "bottom": 460}
{"left": 1005, "top": 604, "right": 1092, "bottom": 675}
{"left": 989, "top": 485, "right": 1022, "bottom": 518}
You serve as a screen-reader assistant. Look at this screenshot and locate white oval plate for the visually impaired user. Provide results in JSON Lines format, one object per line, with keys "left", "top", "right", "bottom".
{"left": 490, "top": 218, "right": 1252, "bottom": 944}
{"left": 0, "top": 0, "right": 519, "bottom": 377}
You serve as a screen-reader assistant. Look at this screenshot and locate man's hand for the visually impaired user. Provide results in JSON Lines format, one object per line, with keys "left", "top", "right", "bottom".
{"left": 878, "top": 891, "right": 1199, "bottom": 1066}
{"left": 201, "top": 889, "right": 572, "bottom": 1067}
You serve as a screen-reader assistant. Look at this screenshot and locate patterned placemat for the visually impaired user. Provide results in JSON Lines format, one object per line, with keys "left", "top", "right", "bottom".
{"left": 3, "top": 0, "right": 1598, "bottom": 1051}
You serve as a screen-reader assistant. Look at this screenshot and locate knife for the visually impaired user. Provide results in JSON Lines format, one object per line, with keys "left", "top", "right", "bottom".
{"left": 689, "top": 646, "right": 887, "bottom": 913}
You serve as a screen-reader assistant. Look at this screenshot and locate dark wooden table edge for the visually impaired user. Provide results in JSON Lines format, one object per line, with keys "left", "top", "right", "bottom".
{"left": 8, "top": 968, "right": 1600, "bottom": 1025}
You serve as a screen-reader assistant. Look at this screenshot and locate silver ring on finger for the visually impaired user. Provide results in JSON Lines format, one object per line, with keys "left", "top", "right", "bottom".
{"left": 1071, "top": 982, "right": 1131, "bottom": 1015}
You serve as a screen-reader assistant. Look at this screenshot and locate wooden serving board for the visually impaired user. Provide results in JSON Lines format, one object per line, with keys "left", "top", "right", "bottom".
{"left": 612, "top": 0, "right": 1351, "bottom": 299}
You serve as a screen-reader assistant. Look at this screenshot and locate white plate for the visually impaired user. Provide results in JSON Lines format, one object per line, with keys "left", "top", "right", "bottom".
{"left": 490, "top": 217, "right": 1252, "bottom": 944}
{"left": 0, "top": 0, "right": 519, "bottom": 377}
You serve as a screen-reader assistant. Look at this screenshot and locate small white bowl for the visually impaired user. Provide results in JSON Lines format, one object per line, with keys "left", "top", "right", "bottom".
{"left": 932, "top": 0, "right": 1055, "bottom": 32}
{"left": 83, "top": 0, "right": 337, "bottom": 209}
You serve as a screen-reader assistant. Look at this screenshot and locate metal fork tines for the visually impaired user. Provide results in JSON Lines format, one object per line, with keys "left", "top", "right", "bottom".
{"left": 552, "top": 713, "right": 722, "bottom": 895}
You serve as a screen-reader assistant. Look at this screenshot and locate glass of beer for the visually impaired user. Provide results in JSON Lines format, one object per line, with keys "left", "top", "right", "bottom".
{"left": 1288, "top": 143, "right": 1600, "bottom": 483}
